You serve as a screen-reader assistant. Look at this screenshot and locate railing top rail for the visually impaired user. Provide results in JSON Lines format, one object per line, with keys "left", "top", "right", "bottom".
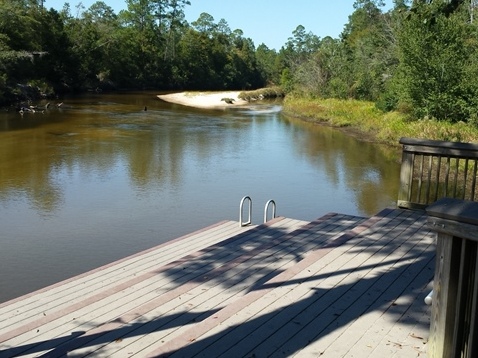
{"left": 427, "top": 199, "right": 478, "bottom": 243}
{"left": 399, "top": 137, "right": 478, "bottom": 158}
{"left": 427, "top": 197, "right": 478, "bottom": 227}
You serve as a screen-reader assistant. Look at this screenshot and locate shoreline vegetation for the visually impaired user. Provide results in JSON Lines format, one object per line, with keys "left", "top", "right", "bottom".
{"left": 282, "top": 95, "right": 478, "bottom": 147}
{"left": 159, "top": 89, "right": 478, "bottom": 147}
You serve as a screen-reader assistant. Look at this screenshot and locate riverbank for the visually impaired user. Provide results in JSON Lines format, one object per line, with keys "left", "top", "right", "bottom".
{"left": 282, "top": 95, "right": 478, "bottom": 146}
{"left": 157, "top": 91, "right": 249, "bottom": 109}
{"left": 158, "top": 91, "right": 478, "bottom": 146}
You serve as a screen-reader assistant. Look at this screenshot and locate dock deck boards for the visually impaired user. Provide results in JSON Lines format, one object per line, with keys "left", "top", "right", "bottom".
{"left": 0, "top": 208, "right": 435, "bottom": 357}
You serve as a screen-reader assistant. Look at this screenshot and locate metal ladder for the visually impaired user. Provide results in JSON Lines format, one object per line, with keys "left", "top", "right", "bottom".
{"left": 239, "top": 196, "right": 277, "bottom": 227}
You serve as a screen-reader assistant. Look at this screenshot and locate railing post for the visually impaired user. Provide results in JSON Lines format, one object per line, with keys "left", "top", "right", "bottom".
{"left": 428, "top": 231, "right": 461, "bottom": 358}
{"left": 427, "top": 198, "right": 478, "bottom": 358}
{"left": 398, "top": 149, "right": 414, "bottom": 209}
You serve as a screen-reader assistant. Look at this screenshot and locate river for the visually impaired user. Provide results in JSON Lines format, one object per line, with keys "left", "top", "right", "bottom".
{"left": 0, "top": 91, "right": 401, "bottom": 303}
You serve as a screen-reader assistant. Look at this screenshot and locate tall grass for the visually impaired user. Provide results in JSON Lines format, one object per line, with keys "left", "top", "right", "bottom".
{"left": 283, "top": 95, "right": 478, "bottom": 146}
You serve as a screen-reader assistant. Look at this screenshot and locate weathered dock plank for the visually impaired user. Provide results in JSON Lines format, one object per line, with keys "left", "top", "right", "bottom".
{"left": 300, "top": 221, "right": 434, "bottom": 357}
{"left": 144, "top": 209, "right": 433, "bottom": 358}
{"left": 0, "top": 220, "right": 252, "bottom": 328}
{"left": 101, "top": 214, "right": 365, "bottom": 358}
{"left": 46, "top": 214, "right": 357, "bottom": 358}
{"left": 0, "top": 220, "right": 246, "bottom": 313}
{"left": 0, "top": 208, "right": 435, "bottom": 358}
{"left": 0, "top": 216, "right": 309, "bottom": 357}
{"left": 0, "top": 219, "right": 259, "bottom": 353}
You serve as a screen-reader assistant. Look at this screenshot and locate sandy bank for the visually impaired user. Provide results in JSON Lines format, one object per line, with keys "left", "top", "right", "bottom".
{"left": 157, "top": 91, "right": 249, "bottom": 109}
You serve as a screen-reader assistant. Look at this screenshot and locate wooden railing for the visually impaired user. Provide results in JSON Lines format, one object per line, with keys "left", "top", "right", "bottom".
{"left": 398, "top": 137, "right": 478, "bottom": 209}
{"left": 427, "top": 198, "right": 478, "bottom": 358}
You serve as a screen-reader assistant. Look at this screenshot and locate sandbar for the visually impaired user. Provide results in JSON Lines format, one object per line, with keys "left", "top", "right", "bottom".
{"left": 157, "top": 91, "right": 248, "bottom": 109}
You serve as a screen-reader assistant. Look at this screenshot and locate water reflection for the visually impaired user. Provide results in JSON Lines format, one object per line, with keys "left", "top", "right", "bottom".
{"left": 282, "top": 116, "right": 402, "bottom": 214}
{"left": 0, "top": 92, "right": 402, "bottom": 302}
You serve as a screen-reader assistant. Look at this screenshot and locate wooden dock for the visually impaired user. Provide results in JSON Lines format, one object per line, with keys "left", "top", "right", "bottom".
{"left": 0, "top": 208, "right": 435, "bottom": 357}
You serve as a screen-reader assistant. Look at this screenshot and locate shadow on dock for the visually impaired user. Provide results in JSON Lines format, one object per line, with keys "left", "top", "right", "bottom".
{"left": 0, "top": 209, "right": 433, "bottom": 357}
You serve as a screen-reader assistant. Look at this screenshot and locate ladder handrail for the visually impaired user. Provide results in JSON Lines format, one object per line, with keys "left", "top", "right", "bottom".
{"left": 239, "top": 196, "right": 252, "bottom": 227}
{"left": 264, "top": 199, "right": 276, "bottom": 223}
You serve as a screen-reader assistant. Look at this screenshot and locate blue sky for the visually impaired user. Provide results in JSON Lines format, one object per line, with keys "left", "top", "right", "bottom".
{"left": 44, "top": 0, "right": 394, "bottom": 50}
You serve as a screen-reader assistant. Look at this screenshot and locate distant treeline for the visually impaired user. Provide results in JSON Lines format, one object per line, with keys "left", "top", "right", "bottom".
{"left": 2, "top": 0, "right": 478, "bottom": 124}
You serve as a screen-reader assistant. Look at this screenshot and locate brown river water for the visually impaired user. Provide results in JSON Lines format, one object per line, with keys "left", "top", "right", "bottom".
{"left": 0, "top": 91, "right": 401, "bottom": 302}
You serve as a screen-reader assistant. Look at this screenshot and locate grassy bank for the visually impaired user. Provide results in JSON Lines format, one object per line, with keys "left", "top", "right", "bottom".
{"left": 282, "top": 95, "right": 478, "bottom": 146}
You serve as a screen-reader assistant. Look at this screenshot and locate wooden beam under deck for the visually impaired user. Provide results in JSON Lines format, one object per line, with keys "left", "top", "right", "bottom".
{"left": 0, "top": 209, "right": 434, "bottom": 357}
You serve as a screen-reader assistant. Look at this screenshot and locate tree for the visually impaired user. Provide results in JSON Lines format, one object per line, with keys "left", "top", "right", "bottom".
{"left": 310, "top": 36, "right": 351, "bottom": 98}
{"left": 255, "top": 44, "right": 280, "bottom": 86}
{"left": 279, "top": 26, "right": 321, "bottom": 93}
{"left": 0, "top": 1, "right": 80, "bottom": 98}
{"left": 177, "top": 18, "right": 222, "bottom": 89}
{"left": 118, "top": 0, "right": 158, "bottom": 86}
{"left": 284, "top": 25, "right": 321, "bottom": 66}
{"left": 341, "top": 0, "right": 390, "bottom": 100}
{"left": 229, "top": 36, "right": 262, "bottom": 89}
{"left": 396, "top": 0, "right": 478, "bottom": 121}
{"left": 0, "top": 0, "right": 272, "bottom": 104}
{"left": 62, "top": 2, "right": 119, "bottom": 89}
{"left": 162, "top": 0, "right": 190, "bottom": 61}
{"left": 36, "top": 8, "right": 80, "bottom": 91}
